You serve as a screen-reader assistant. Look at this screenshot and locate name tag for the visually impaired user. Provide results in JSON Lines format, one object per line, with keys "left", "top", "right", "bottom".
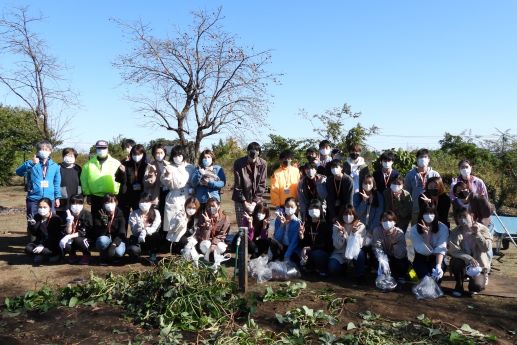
{"left": 284, "top": 188, "right": 290, "bottom": 195}
{"left": 41, "top": 180, "right": 49, "bottom": 188}
{"left": 133, "top": 183, "right": 142, "bottom": 191}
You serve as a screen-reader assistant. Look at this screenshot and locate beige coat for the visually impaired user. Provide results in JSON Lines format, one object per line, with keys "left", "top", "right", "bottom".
{"left": 448, "top": 222, "right": 492, "bottom": 272}
{"left": 143, "top": 160, "right": 170, "bottom": 204}
{"left": 373, "top": 226, "right": 407, "bottom": 259}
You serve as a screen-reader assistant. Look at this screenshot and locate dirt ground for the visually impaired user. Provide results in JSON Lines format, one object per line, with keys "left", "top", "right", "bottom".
{"left": 1, "top": 185, "right": 517, "bottom": 344}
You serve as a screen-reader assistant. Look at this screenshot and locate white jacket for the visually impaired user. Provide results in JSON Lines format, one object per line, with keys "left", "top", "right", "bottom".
{"left": 330, "top": 221, "right": 365, "bottom": 264}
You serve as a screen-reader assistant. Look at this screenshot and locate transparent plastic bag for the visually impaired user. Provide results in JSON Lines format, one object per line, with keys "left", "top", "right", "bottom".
{"left": 412, "top": 275, "right": 444, "bottom": 300}
{"left": 345, "top": 233, "right": 361, "bottom": 260}
{"left": 248, "top": 255, "right": 272, "bottom": 283}
{"left": 268, "top": 260, "right": 301, "bottom": 281}
{"left": 375, "top": 274, "right": 398, "bottom": 291}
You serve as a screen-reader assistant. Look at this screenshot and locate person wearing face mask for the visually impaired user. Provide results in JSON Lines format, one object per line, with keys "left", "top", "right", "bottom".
{"left": 143, "top": 144, "right": 170, "bottom": 214}
{"left": 373, "top": 151, "right": 399, "bottom": 194}
{"left": 240, "top": 202, "right": 271, "bottom": 258}
{"left": 120, "top": 138, "right": 136, "bottom": 163}
{"left": 303, "top": 147, "right": 320, "bottom": 175}
{"left": 452, "top": 182, "right": 471, "bottom": 212}
{"left": 80, "top": 140, "right": 121, "bottom": 219}
{"left": 409, "top": 205, "right": 448, "bottom": 282}
{"left": 450, "top": 159, "right": 488, "bottom": 207}
{"left": 297, "top": 162, "right": 328, "bottom": 222}
{"left": 298, "top": 199, "right": 333, "bottom": 276}
{"left": 418, "top": 176, "right": 451, "bottom": 228}
{"left": 353, "top": 175, "right": 384, "bottom": 238}
{"left": 56, "top": 148, "right": 82, "bottom": 222}
{"left": 60, "top": 195, "right": 93, "bottom": 265}
{"left": 232, "top": 142, "right": 267, "bottom": 227}
{"left": 126, "top": 193, "right": 162, "bottom": 263}
{"left": 94, "top": 194, "right": 127, "bottom": 264}
{"left": 404, "top": 149, "right": 440, "bottom": 224}
{"left": 161, "top": 145, "right": 195, "bottom": 243}
{"left": 191, "top": 149, "right": 226, "bottom": 211}
{"left": 270, "top": 150, "right": 300, "bottom": 209}
{"left": 449, "top": 207, "right": 492, "bottom": 296}
{"left": 328, "top": 204, "right": 366, "bottom": 281}
{"left": 373, "top": 211, "right": 408, "bottom": 281}
{"left": 194, "top": 198, "right": 231, "bottom": 262}
{"left": 25, "top": 198, "right": 62, "bottom": 266}
{"left": 16, "top": 141, "right": 62, "bottom": 231}
{"left": 383, "top": 176, "right": 413, "bottom": 233}
{"left": 325, "top": 159, "right": 354, "bottom": 224}
{"left": 116, "top": 144, "right": 148, "bottom": 225}
{"left": 343, "top": 144, "right": 369, "bottom": 193}
{"left": 167, "top": 197, "right": 202, "bottom": 253}
{"left": 316, "top": 140, "right": 333, "bottom": 176}
{"left": 271, "top": 197, "right": 302, "bottom": 262}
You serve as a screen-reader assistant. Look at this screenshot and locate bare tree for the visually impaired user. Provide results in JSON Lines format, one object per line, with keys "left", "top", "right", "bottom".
{"left": 113, "top": 8, "right": 278, "bottom": 160}
{"left": 0, "top": 6, "right": 77, "bottom": 145}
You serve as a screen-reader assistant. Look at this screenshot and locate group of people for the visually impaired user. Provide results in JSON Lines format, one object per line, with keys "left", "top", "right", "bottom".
{"left": 16, "top": 138, "right": 494, "bottom": 297}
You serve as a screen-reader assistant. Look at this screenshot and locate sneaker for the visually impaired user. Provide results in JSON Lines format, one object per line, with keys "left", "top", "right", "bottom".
{"left": 33, "top": 255, "right": 43, "bottom": 267}
{"left": 79, "top": 255, "right": 90, "bottom": 265}
{"left": 452, "top": 290, "right": 463, "bottom": 297}
{"left": 149, "top": 253, "right": 157, "bottom": 264}
{"left": 318, "top": 271, "right": 328, "bottom": 277}
{"left": 68, "top": 253, "right": 79, "bottom": 264}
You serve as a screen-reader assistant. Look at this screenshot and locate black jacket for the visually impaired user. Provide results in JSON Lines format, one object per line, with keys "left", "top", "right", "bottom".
{"left": 29, "top": 214, "right": 62, "bottom": 251}
{"left": 115, "top": 160, "right": 147, "bottom": 196}
{"left": 94, "top": 207, "right": 127, "bottom": 245}
{"left": 373, "top": 168, "right": 399, "bottom": 194}
{"left": 300, "top": 220, "right": 333, "bottom": 253}
{"left": 70, "top": 209, "right": 93, "bottom": 238}
{"left": 326, "top": 175, "right": 354, "bottom": 222}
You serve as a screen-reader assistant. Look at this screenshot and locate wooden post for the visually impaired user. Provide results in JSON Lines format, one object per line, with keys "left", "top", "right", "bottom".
{"left": 237, "top": 227, "right": 248, "bottom": 292}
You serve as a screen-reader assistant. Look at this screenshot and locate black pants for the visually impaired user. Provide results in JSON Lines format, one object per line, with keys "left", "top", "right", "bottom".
{"left": 269, "top": 238, "right": 300, "bottom": 263}
{"left": 25, "top": 243, "right": 54, "bottom": 256}
{"left": 381, "top": 255, "right": 409, "bottom": 280}
{"left": 126, "top": 232, "right": 160, "bottom": 258}
{"left": 412, "top": 253, "right": 444, "bottom": 282}
{"left": 90, "top": 195, "right": 105, "bottom": 221}
{"left": 170, "top": 233, "right": 191, "bottom": 254}
{"left": 450, "top": 257, "right": 486, "bottom": 293}
{"left": 64, "top": 236, "right": 90, "bottom": 255}
{"left": 119, "top": 192, "right": 141, "bottom": 227}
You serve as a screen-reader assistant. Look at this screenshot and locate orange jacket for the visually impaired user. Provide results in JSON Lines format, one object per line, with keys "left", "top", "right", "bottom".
{"left": 270, "top": 166, "right": 300, "bottom": 207}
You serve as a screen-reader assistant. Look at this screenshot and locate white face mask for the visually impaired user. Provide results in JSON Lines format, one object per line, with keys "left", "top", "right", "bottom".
{"left": 97, "top": 148, "right": 108, "bottom": 158}
{"left": 257, "top": 213, "right": 266, "bottom": 221}
{"left": 382, "top": 161, "right": 393, "bottom": 169}
{"left": 320, "top": 148, "right": 331, "bottom": 156}
{"left": 307, "top": 168, "right": 317, "bottom": 178}
{"left": 362, "top": 183, "right": 373, "bottom": 192}
{"left": 70, "top": 204, "right": 83, "bottom": 215}
{"left": 343, "top": 214, "right": 354, "bottom": 224}
{"left": 390, "top": 184, "right": 402, "bottom": 193}
{"left": 331, "top": 167, "right": 342, "bottom": 176}
{"left": 139, "top": 202, "right": 151, "bottom": 212}
{"left": 308, "top": 208, "right": 320, "bottom": 218}
{"left": 104, "top": 203, "right": 116, "bottom": 213}
{"left": 417, "top": 157, "right": 429, "bottom": 168}
{"left": 423, "top": 213, "right": 435, "bottom": 224}
{"left": 155, "top": 153, "right": 165, "bottom": 162}
{"left": 38, "top": 207, "right": 50, "bottom": 217}
{"left": 186, "top": 208, "right": 197, "bottom": 216}
{"left": 461, "top": 217, "right": 473, "bottom": 228}
{"left": 460, "top": 167, "right": 472, "bottom": 178}
{"left": 38, "top": 150, "right": 51, "bottom": 160}
{"left": 132, "top": 154, "right": 143, "bottom": 163}
{"left": 63, "top": 156, "right": 75, "bottom": 165}
{"left": 284, "top": 207, "right": 296, "bottom": 216}
{"left": 209, "top": 206, "right": 218, "bottom": 215}
{"left": 382, "top": 221, "right": 395, "bottom": 231}
{"left": 173, "top": 155, "right": 183, "bottom": 165}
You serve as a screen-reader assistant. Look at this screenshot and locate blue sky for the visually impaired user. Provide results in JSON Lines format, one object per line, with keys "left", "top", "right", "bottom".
{"left": 1, "top": 1, "right": 516, "bottom": 153}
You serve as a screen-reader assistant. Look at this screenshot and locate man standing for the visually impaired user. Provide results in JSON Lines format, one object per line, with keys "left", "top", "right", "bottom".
{"left": 80, "top": 140, "right": 121, "bottom": 217}
{"left": 16, "top": 140, "right": 62, "bottom": 219}
{"left": 232, "top": 142, "right": 267, "bottom": 227}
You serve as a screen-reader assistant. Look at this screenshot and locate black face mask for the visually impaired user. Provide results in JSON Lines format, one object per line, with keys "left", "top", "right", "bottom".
{"left": 458, "top": 190, "right": 470, "bottom": 199}
{"left": 307, "top": 156, "right": 316, "bottom": 163}
{"left": 282, "top": 159, "right": 291, "bottom": 167}
{"left": 349, "top": 153, "right": 359, "bottom": 160}
{"left": 248, "top": 150, "right": 258, "bottom": 159}
{"left": 427, "top": 189, "right": 439, "bottom": 197}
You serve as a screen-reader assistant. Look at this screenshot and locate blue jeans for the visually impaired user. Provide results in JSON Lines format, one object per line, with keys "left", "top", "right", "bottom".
{"left": 328, "top": 249, "right": 366, "bottom": 277}
{"left": 96, "top": 236, "right": 126, "bottom": 258}
{"left": 307, "top": 249, "right": 330, "bottom": 273}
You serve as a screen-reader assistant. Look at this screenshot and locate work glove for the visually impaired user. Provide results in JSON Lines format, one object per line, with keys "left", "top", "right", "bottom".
{"left": 431, "top": 264, "right": 443, "bottom": 281}
{"left": 59, "top": 235, "right": 72, "bottom": 249}
{"left": 138, "top": 230, "right": 147, "bottom": 243}
{"left": 33, "top": 245, "right": 44, "bottom": 254}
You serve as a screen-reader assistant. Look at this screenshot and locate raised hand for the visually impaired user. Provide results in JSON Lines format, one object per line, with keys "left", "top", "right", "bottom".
{"left": 298, "top": 221, "right": 305, "bottom": 239}
{"left": 420, "top": 194, "right": 432, "bottom": 204}
{"left": 418, "top": 220, "right": 429, "bottom": 233}
{"left": 202, "top": 211, "right": 210, "bottom": 223}
{"left": 32, "top": 154, "right": 39, "bottom": 165}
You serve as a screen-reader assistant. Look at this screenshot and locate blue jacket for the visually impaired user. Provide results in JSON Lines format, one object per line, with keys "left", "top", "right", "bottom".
{"left": 190, "top": 165, "right": 226, "bottom": 203}
{"left": 274, "top": 216, "right": 301, "bottom": 260}
{"left": 353, "top": 191, "right": 384, "bottom": 232}
{"left": 16, "top": 159, "right": 62, "bottom": 201}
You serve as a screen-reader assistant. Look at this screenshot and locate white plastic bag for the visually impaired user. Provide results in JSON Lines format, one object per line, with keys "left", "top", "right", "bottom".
{"left": 248, "top": 255, "right": 272, "bottom": 283}
{"left": 375, "top": 274, "right": 397, "bottom": 291}
{"left": 412, "top": 275, "right": 444, "bottom": 299}
{"left": 345, "top": 233, "right": 361, "bottom": 260}
{"left": 268, "top": 260, "right": 301, "bottom": 281}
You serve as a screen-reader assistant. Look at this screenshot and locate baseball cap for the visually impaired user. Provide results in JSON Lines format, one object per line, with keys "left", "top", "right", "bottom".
{"left": 95, "top": 140, "right": 109, "bottom": 148}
